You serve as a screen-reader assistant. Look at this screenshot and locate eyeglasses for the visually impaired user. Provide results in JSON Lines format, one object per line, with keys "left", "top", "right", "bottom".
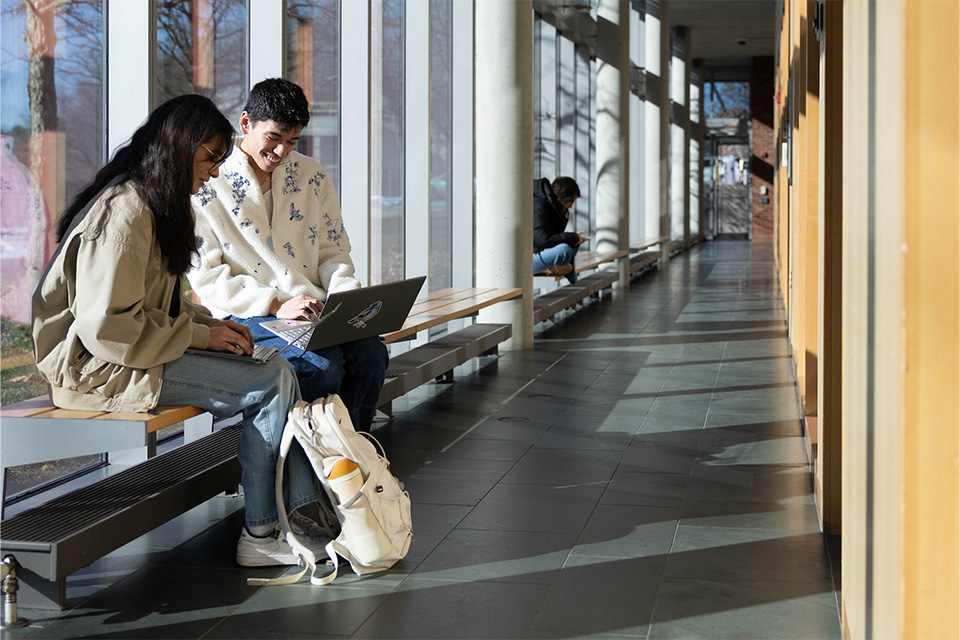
{"left": 199, "top": 143, "right": 226, "bottom": 170}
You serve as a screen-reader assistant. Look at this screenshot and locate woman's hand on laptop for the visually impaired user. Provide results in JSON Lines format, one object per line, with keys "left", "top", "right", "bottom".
{"left": 272, "top": 294, "right": 324, "bottom": 320}
{"left": 208, "top": 320, "right": 254, "bottom": 355}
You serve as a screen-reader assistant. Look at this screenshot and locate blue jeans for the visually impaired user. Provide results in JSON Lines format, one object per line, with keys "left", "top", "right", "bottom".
{"left": 534, "top": 243, "right": 579, "bottom": 284}
{"left": 158, "top": 353, "right": 315, "bottom": 528}
{"left": 234, "top": 316, "right": 389, "bottom": 432}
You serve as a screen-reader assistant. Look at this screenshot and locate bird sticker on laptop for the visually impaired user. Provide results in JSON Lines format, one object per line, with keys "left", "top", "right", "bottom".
{"left": 348, "top": 301, "right": 382, "bottom": 329}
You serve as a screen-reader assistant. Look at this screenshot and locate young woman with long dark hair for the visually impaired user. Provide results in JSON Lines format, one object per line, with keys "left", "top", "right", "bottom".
{"left": 32, "top": 94, "right": 325, "bottom": 567}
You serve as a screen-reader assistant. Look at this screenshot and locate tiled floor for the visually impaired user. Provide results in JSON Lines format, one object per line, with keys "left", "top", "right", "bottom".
{"left": 8, "top": 240, "right": 841, "bottom": 639}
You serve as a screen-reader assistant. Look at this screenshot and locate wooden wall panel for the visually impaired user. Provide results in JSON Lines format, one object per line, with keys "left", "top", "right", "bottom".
{"left": 901, "top": 1, "right": 960, "bottom": 637}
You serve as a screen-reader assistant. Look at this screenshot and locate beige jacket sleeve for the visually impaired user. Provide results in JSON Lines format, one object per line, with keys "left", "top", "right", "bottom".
{"left": 72, "top": 211, "right": 210, "bottom": 370}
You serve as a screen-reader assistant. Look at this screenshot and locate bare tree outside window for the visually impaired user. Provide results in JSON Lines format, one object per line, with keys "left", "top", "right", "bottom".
{"left": 1, "top": 0, "right": 105, "bottom": 497}
{"left": 155, "top": 0, "right": 247, "bottom": 123}
{"left": 287, "top": 0, "right": 340, "bottom": 188}
{"left": 1, "top": 0, "right": 103, "bottom": 402}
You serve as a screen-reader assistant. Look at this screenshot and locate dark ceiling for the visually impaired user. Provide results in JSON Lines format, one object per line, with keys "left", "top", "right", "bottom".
{"left": 669, "top": 0, "right": 778, "bottom": 65}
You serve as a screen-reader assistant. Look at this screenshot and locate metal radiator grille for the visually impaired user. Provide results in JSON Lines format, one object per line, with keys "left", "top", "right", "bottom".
{"left": 1, "top": 425, "right": 241, "bottom": 543}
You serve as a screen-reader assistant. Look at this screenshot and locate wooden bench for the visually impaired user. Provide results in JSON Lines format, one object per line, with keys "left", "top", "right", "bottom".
{"left": 376, "top": 287, "right": 521, "bottom": 415}
{"left": 535, "top": 248, "right": 628, "bottom": 280}
{"left": 0, "top": 399, "right": 235, "bottom": 609}
{"left": 629, "top": 236, "right": 668, "bottom": 277}
{"left": 533, "top": 269, "right": 619, "bottom": 325}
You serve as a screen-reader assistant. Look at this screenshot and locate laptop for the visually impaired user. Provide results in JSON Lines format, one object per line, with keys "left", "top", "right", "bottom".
{"left": 259, "top": 275, "right": 426, "bottom": 352}
{"left": 183, "top": 317, "right": 338, "bottom": 364}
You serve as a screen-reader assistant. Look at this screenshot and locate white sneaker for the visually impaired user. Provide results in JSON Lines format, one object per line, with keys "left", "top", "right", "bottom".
{"left": 236, "top": 527, "right": 300, "bottom": 567}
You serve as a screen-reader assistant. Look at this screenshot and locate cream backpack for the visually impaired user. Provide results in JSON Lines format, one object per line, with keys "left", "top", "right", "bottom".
{"left": 249, "top": 395, "right": 412, "bottom": 586}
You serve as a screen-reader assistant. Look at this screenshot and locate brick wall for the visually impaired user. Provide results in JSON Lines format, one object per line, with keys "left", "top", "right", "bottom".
{"left": 751, "top": 56, "right": 775, "bottom": 238}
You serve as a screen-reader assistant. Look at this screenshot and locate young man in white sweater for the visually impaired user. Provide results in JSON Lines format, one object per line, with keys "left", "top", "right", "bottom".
{"left": 188, "top": 78, "right": 388, "bottom": 432}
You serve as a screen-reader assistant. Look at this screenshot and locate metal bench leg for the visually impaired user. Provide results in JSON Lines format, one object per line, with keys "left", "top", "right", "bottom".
{"left": 11, "top": 563, "right": 65, "bottom": 611}
{"left": 436, "top": 370, "right": 455, "bottom": 384}
{"left": 1, "top": 468, "right": 7, "bottom": 520}
{"left": 184, "top": 412, "right": 215, "bottom": 443}
{"left": 109, "top": 432, "right": 157, "bottom": 465}
{"left": 378, "top": 402, "right": 394, "bottom": 420}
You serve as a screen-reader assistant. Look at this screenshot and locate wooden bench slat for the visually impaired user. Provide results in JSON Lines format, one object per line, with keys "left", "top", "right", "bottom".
{"left": 0, "top": 396, "right": 57, "bottom": 418}
{"left": 535, "top": 249, "right": 627, "bottom": 278}
{"left": 629, "top": 235, "right": 668, "bottom": 251}
{"left": 383, "top": 287, "right": 520, "bottom": 343}
{"left": 43, "top": 408, "right": 109, "bottom": 420}
{"left": 98, "top": 405, "right": 208, "bottom": 433}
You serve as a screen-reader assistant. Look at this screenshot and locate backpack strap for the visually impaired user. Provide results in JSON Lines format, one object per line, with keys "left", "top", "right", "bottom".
{"left": 247, "top": 417, "right": 329, "bottom": 587}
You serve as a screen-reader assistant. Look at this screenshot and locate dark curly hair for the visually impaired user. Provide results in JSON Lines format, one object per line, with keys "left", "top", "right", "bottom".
{"left": 56, "top": 94, "right": 234, "bottom": 276}
{"left": 242, "top": 78, "right": 310, "bottom": 130}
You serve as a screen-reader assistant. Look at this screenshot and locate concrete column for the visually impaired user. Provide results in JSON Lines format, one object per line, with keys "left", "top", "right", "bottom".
{"left": 645, "top": 0, "right": 671, "bottom": 268}
{"left": 596, "top": 0, "right": 631, "bottom": 289}
{"left": 476, "top": 1, "right": 534, "bottom": 350}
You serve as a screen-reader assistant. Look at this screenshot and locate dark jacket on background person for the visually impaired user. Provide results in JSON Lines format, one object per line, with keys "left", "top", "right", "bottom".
{"left": 533, "top": 178, "right": 579, "bottom": 252}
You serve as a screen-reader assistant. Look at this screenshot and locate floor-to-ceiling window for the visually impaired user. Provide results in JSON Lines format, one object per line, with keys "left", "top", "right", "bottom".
{"left": 1, "top": 0, "right": 106, "bottom": 493}
{"left": 1, "top": 0, "right": 104, "bottom": 398}
{"left": 155, "top": 0, "right": 247, "bottom": 123}
{"left": 370, "top": 0, "right": 404, "bottom": 285}
{"left": 428, "top": 0, "right": 452, "bottom": 291}
{"left": 287, "top": 0, "right": 340, "bottom": 190}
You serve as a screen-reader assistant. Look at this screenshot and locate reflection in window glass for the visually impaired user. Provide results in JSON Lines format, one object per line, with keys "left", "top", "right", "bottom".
{"left": 369, "top": 0, "right": 404, "bottom": 285}
{"left": 1, "top": 0, "right": 105, "bottom": 495}
{"left": 155, "top": 0, "right": 247, "bottom": 124}
{"left": 1, "top": 0, "right": 104, "bottom": 402}
{"left": 287, "top": 0, "right": 340, "bottom": 192}
{"left": 429, "top": 0, "right": 452, "bottom": 292}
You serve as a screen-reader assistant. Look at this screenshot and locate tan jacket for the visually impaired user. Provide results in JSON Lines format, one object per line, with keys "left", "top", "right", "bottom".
{"left": 32, "top": 181, "right": 217, "bottom": 412}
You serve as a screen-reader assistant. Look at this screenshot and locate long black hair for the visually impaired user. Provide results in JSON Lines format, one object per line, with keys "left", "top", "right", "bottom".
{"left": 56, "top": 94, "right": 233, "bottom": 276}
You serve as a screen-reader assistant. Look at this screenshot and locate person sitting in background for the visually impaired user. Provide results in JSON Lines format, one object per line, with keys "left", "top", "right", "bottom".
{"left": 31, "top": 94, "right": 325, "bottom": 568}
{"left": 533, "top": 176, "right": 588, "bottom": 283}
{"left": 188, "top": 78, "right": 388, "bottom": 433}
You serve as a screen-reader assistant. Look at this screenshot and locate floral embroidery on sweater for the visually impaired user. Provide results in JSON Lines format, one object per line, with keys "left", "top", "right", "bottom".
{"left": 282, "top": 162, "right": 301, "bottom": 195}
{"left": 226, "top": 172, "right": 250, "bottom": 217}
{"left": 196, "top": 185, "right": 216, "bottom": 206}
{"left": 289, "top": 203, "right": 303, "bottom": 222}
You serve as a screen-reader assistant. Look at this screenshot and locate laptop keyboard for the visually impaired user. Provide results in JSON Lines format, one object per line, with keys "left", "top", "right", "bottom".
{"left": 268, "top": 323, "right": 314, "bottom": 349}
{"left": 253, "top": 344, "right": 279, "bottom": 361}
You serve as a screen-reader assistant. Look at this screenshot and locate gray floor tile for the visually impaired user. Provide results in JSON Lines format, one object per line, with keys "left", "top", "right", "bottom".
{"left": 680, "top": 499, "right": 822, "bottom": 532}
{"left": 599, "top": 470, "right": 688, "bottom": 508}
{"left": 433, "top": 437, "right": 533, "bottom": 462}
{"left": 534, "top": 422, "right": 635, "bottom": 451}
{"left": 648, "top": 577, "right": 841, "bottom": 639}
{"left": 500, "top": 448, "right": 622, "bottom": 486}
{"left": 402, "top": 466, "right": 508, "bottom": 506}
{"left": 618, "top": 439, "right": 699, "bottom": 476}
{"left": 685, "top": 463, "right": 814, "bottom": 505}
{"left": 352, "top": 578, "right": 550, "bottom": 639}
{"left": 528, "top": 555, "right": 665, "bottom": 637}
{"left": 464, "top": 416, "right": 555, "bottom": 442}
{"left": 665, "top": 526, "right": 834, "bottom": 584}
{"left": 458, "top": 483, "right": 605, "bottom": 533}
{"left": 412, "top": 528, "right": 578, "bottom": 584}
{"left": 205, "top": 583, "right": 392, "bottom": 639}
{"left": 571, "top": 504, "right": 679, "bottom": 559}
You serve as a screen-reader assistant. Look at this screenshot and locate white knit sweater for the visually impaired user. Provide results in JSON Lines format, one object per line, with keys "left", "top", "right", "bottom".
{"left": 188, "top": 143, "right": 360, "bottom": 318}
